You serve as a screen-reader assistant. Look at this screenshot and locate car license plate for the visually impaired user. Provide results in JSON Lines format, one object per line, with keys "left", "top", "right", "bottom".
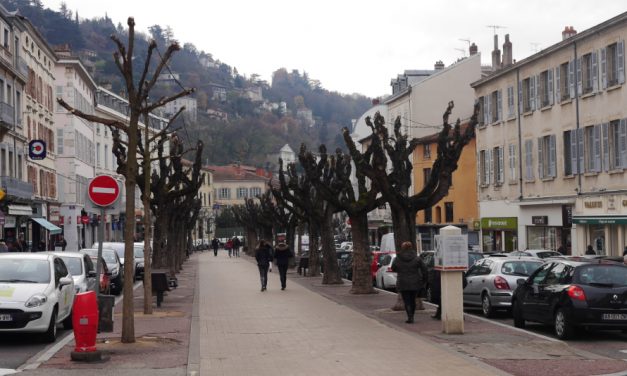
{"left": 602, "top": 313, "right": 627, "bottom": 320}
{"left": 0, "top": 314, "right": 12, "bottom": 322}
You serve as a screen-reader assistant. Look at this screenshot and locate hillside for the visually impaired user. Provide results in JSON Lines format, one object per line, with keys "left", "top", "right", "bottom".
{"left": 0, "top": 0, "right": 373, "bottom": 167}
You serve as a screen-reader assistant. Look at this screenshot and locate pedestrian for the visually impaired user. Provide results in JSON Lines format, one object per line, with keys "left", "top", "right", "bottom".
{"left": 226, "top": 238, "right": 233, "bottom": 258}
{"left": 232, "top": 236, "right": 241, "bottom": 257}
{"left": 391, "top": 241, "right": 428, "bottom": 324}
{"left": 585, "top": 245, "right": 596, "bottom": 255}
{"left": 254, "top": 240, "right": 273, "bottom": 291}
{"left": 274, "top": 242, "right": 294, "bottom": 290}
{"left": 557, "top": 244, "right": 565, "bottom": 255}
{"left": 211, "top": 237, "right": 220, "bottom": 257}
{"left": 0, "top": 240, "right": 7, "bottom": 253}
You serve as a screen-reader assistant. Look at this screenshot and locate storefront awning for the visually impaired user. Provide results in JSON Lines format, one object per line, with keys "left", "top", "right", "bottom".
{"left": 572, "top": 216, "right": 627, "bottom": 225}
{"left": 31, "top": 217, "right": 62, "bottom": 234}
{"left": 8, "top": 204, "right": 33, "bottom": 216}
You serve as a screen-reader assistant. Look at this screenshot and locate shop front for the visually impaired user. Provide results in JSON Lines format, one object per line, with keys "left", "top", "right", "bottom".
{"left": 572, "top": 195, "right": 627, "bottom": 257}
{"left": 480, "top": 217, "right": 518, "bottom": 253}
{"left": 519, "top": 203, "right": 574, "bottom": 254}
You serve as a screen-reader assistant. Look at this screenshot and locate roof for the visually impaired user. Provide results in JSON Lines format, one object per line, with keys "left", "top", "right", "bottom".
{"left": 207, "top": 164, "right": 271, "bottom": 182}
{"left": 280, "top": 144, "right": 294, "bottom": 153}
{"left": 414, "top": 122, "right": 474, "bottom": 144}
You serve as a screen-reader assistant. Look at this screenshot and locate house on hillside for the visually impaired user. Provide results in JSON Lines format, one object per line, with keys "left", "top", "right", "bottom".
{"left": 267, "top": 144, "right": 296, "bottom": 172}
{"left": 208, "top": 164, "right": 271, "bottom": 211}
{"left": 164, "top": 96, "right": 197, "bottom": 122}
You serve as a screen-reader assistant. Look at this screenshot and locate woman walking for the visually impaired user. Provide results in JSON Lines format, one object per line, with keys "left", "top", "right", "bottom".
{"left": 274, "top": 242, "right": 294, "bottom": 290}
{"left": 254, "top": 240, "right": 273, "bottom": 291}
{"left": 392, "top": 241, "right": 428, "bottom": 324}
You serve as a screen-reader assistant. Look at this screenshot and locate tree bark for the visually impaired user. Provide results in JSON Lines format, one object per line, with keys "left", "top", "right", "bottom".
{"left": 320, "top": 208, "right": 342, "bottom": 284}
{"left": 307, "top": 223, "right": 321, "bottom": 277}
{"left": 349, "top": 213, "right": 374, "bottom": 294}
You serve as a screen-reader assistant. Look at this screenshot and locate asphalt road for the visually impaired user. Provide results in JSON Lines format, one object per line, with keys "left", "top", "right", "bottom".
{"left": 0, "top": 327, "right": 73, "bottom": 370}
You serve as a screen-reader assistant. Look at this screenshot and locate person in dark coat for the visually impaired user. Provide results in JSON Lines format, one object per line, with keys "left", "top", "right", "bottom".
{"left": 232, "top": 237, "right": 241, "bottom": 257}
{"left": 585, "top": 245, "right": 596, "bottom": 255}
{"left": 211, "top": 237, "right": 220, "bottom": 256}
{"left": 273, "top": 242, "right": 294, "bottom": 290}
{"left": 254, "top": 240, "right": 273, "bottom": 291}
{"left": 391, "top": 241, "right": 428, "bottom": 324}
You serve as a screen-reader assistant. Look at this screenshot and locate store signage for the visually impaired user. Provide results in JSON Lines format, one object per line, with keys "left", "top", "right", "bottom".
{"left": 532, "top": 216, "right": 548, "bottom": 225}
{"left": 584, "top": 201, "right": 602, "bottom": 209}
{"left": 480, "top": 217, "right": 517, "bottom": 230}
{"left": 572, "top": 216, "right": 627, "bottom": 225}
{"left": 28, "top": 140, "right": 46, "bottom": 160}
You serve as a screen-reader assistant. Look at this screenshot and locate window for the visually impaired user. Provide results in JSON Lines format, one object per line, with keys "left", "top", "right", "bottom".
{"left": 531, "top": 263, "right": 553, "bottom": 285}
{"left": 538, "top": 135, "right": 557, "bottom": 178}
{"left": 490, "top": 90, "right": 502, "bottom": 123}
{"left": 584, "top": 125, "right": 601, "bottom": 172}
{"left": 479, "top": 149, "right": 490, "bottom": 186}
{"left": 507, "top": 86, "right": 515, "bottom": 118}
{"left": 578, "top": 52, "right": 598, "bottom": 95}
{"left": 608, "top": 119, "right": 627, "bottom": 169}
{"left": 478, "top": 96, "right": 485, "bottom": 127}
{"left": 237, "top": 187, "right": 248, "bottom": 199}
{"left": 508, "top": 143, "right": 517, "bottom": 182}
{"left": 3, "top": 28, "right": 8, "bottom": 49}
{"left": 104, "top": 145, "right": 108, "bottom": 169}
{"left": 424, "top": 207, "right": 432, "bottom": 223}
{"left": 250, "top": 187, "right": 262, "bottom": 197}
{"left": 602, "top": 41, "right": 625, "bottom": 88}
{"left": 8, "top": 151, "right": 13, "bottom": 177}
{"left": 521, "top": 77, "right": 535, "bottom": 112}
{"left": 423, "top": 168, "right": 431, "bottom": 188}
{"left": 493, "top": 146, "right": 504, "bottom": 184}
{"left": 423, "top": 144, "right": 431, "bottom": 159}
{"left": 15, "top": 91, "right": 21, "bottom": 127}
{"left": 218, "top": 188, "right": 231, "bottom": 199}
{"left": 444, "top": 202, "right": 454, "bottom": 223}
{"left": 96, "top": 142, "right": 101, "bottom": 167}
{"left": 556, "top": 61, "right": 573, "bottom": 102}
{"left": 524, "top": 139, "right": 534, "bottom": 181}
{"left": 17, "top": 155, "right": 22, "bottom": 180}
{"left": 57, "top": 129, "right": 63, "bottom": 154}
{"left": 538, "top": 70, "right": 553, "bottom": 108}
{"left": 544, "top": 263, "right": 568, "bottom": 285}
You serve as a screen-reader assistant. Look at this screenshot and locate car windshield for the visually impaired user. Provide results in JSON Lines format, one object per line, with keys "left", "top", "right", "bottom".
{"left": 134, "top": 247, "right": 144, "bottom": 258}
{"left": 0, "top": 259, "right": 50, "bottom": 283}
{"left": 468, "top": 253, "right": 484, "bottom": 265}
{"left": 82, "top": 249, "right": 117, "bottom": 265}
{"left": 575, "top": 265, "right": 627, "bottom": 287}
{"left": 60, "top": 257, "right": 83, "bottom": 276}
{"left": 537, "top": 251, "right": 562, "bottom": 259}
{"left": 501, "top": 261, "right": 543, "bottom": 276}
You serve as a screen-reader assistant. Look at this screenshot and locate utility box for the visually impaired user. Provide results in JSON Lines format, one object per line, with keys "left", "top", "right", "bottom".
{"left": 97, "top": 294, "right": 115, "bottom": 332}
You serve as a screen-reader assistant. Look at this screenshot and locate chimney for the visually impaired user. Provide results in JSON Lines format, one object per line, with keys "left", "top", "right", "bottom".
{"left": 434, "top": 60, "right": 445, "bottom": 70}
{"left": 502, "top": 34, "right": 513, "bottom": 67}
{"left": 469, "top": 42, "right": 478, "bottom": 56}
{"left": 491, "top": 34, "right": 501, "bottom": 70}
{"left": 562, "top": 26, "right": 577, "bottom": 40}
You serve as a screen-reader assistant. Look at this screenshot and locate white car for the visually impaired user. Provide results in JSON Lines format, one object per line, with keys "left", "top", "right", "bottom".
{"left": 0, "top": 253, "right": 75, "bottom": 342}
{"left": 50, "top": 252, "right": 98, "bottom": 294}
{"left": 375, "top": 254, "right": 397, "bottom": 290}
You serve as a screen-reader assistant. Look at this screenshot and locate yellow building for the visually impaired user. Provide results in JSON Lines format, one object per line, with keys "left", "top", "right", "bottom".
{"left": 413, "top": 125, "right": 479, "bottom": 250}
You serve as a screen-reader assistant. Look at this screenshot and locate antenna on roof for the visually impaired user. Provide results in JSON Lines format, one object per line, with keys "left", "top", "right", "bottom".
{"left": 459, "top": 38, "right": 471, "bottom": 48}
{"left": 486, "top": 25, "right": 506, "bottom": 36}
{"left": 454, "top": 48, "right": 466, "bottom": 57}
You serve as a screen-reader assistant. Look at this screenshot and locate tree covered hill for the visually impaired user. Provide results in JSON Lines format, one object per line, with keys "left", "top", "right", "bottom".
{"left": 1, "top": 0, "right": 373, "bottom": 167}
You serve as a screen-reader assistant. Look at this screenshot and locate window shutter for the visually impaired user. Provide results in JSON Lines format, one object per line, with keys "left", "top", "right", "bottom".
{"left": 576, "top": 57, "right": 582, "bottom": 96}
{"left": 477, "top": 152, "right": 482, "bottom": 186}
{"left": 602, "top": 122, "right": 609, "bottom": 171}
{"left": 482, "top": 96, "right": 489, "bottom": 125}
{"left": 569, "top": 60, "right": 575, "bottom": 99}
{"left": 497, "top": 90, "right": 503, "bottom": 122}
{"left": 498, "top": 147, "right": 504, "bottom": 183}
{"left": 538, "top": 137, "right": 544, "bottom": 179}
{"left": 549, "top": 135, "right": 557, "bottom": 177}
{"left": 548, "top": 69, "right": 554, "bottom": 105}
{"left": 509, "top": 143, "right": 516, "bottom": 180}
{"left": 530, "top": 76, "right": 536, "bottom": 110}
{"left": 555, "top": 67, "right": 561, "bottom": 101}
{"left": 570, "top": 131, "right": 578, "bottom": 175}
{"left": 525, "top": 139, "right": 534, "bottom": 180}
{"left": 518, "top": 81, "right": 523, "bottom": 113}
{"left": 488, "top": 149, "right": 493, "bottom": 185}
{"left": 577, "top": 128, "right": 584, "bottom": 174}
{"left": 594, "top": 125, "right": 601, "bottom": 172}
{"left": 618, "top": 40, "right": 625, "bottom": 84}
{"left": 508, "top": 86, "right": 514, "bottom": 117}
{"left": 486, "top": 94, "right": 492, "bottom": 124}
{"left": 620, "top": 119, "right": 627, "bottom": 168}
{"left": 601, "top": 47, "right": 607, "bottom": 89}
{"left": 592, "top": 51, "right": 598, "bottom": 92}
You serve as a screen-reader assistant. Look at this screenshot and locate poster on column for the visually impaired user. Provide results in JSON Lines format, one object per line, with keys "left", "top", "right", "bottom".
{"left": 434, "top": 234, "right": 468, "bottom": 271}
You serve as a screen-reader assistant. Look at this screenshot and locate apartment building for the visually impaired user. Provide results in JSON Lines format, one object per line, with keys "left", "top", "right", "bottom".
{"left": 209, "top": 164, "right": 270, "bottom": 209}
{"left": 194, "top": 165, "right": 214, "bottom": 243}
{"left": 472, "top": 13, "right": 627, "bottom": 257}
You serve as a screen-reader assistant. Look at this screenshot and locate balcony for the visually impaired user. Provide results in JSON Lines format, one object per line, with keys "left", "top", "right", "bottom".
{"left": 1, "top": 176, "right": 33, "bottom": 200}
{"left": 0, "top": 101, "right": 14, "bottom": 133}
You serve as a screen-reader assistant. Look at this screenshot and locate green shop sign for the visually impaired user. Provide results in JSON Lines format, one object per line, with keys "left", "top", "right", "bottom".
{"left": 481, "top": 217, "right": 518, "bottom": 230}
{"left": 572, "top": 216, "right": 627, "bottom": 225}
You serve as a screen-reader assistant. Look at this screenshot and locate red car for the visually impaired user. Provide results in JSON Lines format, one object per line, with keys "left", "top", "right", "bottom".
{"left": 87, "top": 255, "right": 112, "bottom": 295}
{"left": 371, "top": 251, "right": 395, "bottom": 282}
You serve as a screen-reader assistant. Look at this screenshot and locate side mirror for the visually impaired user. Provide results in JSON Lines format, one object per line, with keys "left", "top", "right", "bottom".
{"left": 59, "top": 276, "right": 73, "bottom": 288}
{"left": 87, "top": 270, "right": 97, "bottom": 278}
{"left": 516, "top": 278, "right": 527, "bottom": 286}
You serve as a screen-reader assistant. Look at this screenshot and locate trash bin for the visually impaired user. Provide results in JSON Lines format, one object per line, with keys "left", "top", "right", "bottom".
{"left": 97, "top": 294, "right": 115, "bottom": 332}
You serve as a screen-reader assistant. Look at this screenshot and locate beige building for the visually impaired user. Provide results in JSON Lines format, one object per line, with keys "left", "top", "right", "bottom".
{"left": 194, "top": 165, "right": 214, "bottom": 243}
{"left": 209, "top": 164, "right": 270, "bottom": 209}
{"left": 472, "top": 13, "right": 627, "bottom": 257}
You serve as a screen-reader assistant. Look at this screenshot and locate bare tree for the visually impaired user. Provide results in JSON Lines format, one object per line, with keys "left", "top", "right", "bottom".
{"left": 57, "top": 17, "right": 193, "bottom": 343}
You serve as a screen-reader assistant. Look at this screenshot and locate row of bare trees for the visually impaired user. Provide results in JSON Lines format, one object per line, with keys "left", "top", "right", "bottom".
{"left": 232, "top": 101, "right": 479, "bottom": 300}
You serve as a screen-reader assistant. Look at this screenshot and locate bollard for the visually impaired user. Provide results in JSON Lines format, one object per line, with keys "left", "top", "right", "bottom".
{"left": 71, "top": 291, "right": 102, "bottom": 361}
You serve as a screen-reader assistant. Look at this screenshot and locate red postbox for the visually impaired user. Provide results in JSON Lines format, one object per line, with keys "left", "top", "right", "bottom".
{"left": 72, "top": 291, "right": 99, "bottom": 353}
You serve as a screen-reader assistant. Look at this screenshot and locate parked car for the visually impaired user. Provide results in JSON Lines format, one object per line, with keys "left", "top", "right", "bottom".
{"left": 82, "top": 254, "right": 112, "bottom": 295}
{"left": 51, "top": 252, "right": 98, "bottom": 294}
{"left": 0, "top": 253, "right": 75, "bottom": 342}
{"left": 463, "top": 257, "right": 544, "bottom": 317}
{"left": 420, "top": 250, "right": 487, "bottom": 303}
{"left": 375, "top": 254, "right": 397, "bottom": 290}
{"left": 512, "top": 259, "right": 627, "bottom": 339}
{"left": 80, "top": 248, "right": 124, "bottom": 295}
{"left": 371, "top": 251, "right": 395, "bottom": 283}
{"left": 510, "top": 250, "right": 564, "bottom": 259}
{"left": 93, "top": 242, "right": 145, "bottom": 280}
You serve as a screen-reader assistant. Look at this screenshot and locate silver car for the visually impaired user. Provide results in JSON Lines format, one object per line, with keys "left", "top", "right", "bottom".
{"left": 50, "top": 252, "right": 98, "bottom": 294}
{"left": 464, "top": 257, "right": 544, "bottom": 317}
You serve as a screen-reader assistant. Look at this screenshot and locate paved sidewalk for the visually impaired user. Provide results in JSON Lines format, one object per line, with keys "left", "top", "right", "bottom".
{"left": 192, "top": 252, "right": 506, "bottom": 376}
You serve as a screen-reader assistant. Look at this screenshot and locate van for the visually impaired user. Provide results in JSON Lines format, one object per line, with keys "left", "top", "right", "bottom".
{"left": 380, "top": 233, "right": 396, "bottom": 253}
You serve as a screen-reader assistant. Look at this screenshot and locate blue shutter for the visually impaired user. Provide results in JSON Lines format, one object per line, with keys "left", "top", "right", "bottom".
{"left": 592, "top": 51, "right": 598, "bottom": 92}
{"left": 548, "top": 69, "right": 554, "bottom": 105}
{"left": 576, "top": 57, "right": 582, "bottom": 96}
{"left": 601, "top": 47, "right": 607, "bottom": 89}
{"left": 538, "top": 137, "right": 544, "bottom": 179}
{"left": 569, "top": 60, "right": 575, "bottom": 99}
{"left": 518, "top": 81, "right": 523, "bottom": 113}
{"left": 594, "top": 125, "right": 601, "bottom": 172}
{"left": 498, "top": 147, "right": 504, "bottom": 183}
{"left": 620, "top": 119, "right": 627, "bottom": 168}
{"left": 577, "top": 128, "right": 584, "bottom": 174}
{"left": 482, "top": 96, "right": 489, "bottom": 125}
{"left": 530, "top": 76, "right": 536, "bottom": 111}
{"left": 555, "top": 67, "right": 561, "bottom": 102}
{"left": 570, "top": 130, "right": 578, "bottom": 175}
{"left": 488, "top": 149, "right": 493, "bottom": 185}
{"left": 602, "top": 123, "right": 609, "bottom": 171}
{"left": 486, "top": 94, "right": 492, "bottom": 124}
{"left": 618, "top": 40, "right": 625, "bottom": 84}
{"left": 549, "top": 135, "right": 556, "bottom": 177}
{"left": 497, "top": 90, "right": 503, "bottom": 122}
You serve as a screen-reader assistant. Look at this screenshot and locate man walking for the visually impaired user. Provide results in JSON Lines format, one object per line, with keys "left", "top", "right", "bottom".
{"left": 232, "top": 236, "right": 241, "bottom": 257}
{"left": 211, "top": 237, "right": 220, "bottom": 257}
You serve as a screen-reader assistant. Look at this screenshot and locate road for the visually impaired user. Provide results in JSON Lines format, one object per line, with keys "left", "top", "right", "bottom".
{"left": 0, "top": 329, "right": 73, "bottom": 371}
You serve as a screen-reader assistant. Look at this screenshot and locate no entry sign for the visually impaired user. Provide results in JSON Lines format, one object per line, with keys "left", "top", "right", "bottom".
{"left": 88, "top": 175, "right": 120, "bottom": 207}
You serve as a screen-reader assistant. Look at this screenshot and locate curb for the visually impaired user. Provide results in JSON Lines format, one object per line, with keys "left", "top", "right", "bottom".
{"left": 186, "top": 255, "right": 201, "bottom": 376}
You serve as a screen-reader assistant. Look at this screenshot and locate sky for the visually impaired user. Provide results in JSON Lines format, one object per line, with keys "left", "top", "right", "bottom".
{"left": 43, "top": 0, "right": 627, "bottom": 98}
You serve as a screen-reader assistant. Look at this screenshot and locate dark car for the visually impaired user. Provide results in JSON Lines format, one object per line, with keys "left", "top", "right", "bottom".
{"left": 80, "top": 248, "right": 124, "bottom": 295}
{"left": 421, "top": 251, "right": 487, "bottom": 303}
{"left": 512, "top": 259, "right": 627, "bottom": 339}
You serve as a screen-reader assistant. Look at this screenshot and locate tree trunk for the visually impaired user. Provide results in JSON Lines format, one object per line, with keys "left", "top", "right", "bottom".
{"left": 142, "top": 192, "right": 153, "bottom": 315}
{"left": 307, "top": 223, "right": 321, "bottom": 277}
{"left": 246, "top": 228, "right": 257, "bottom": 255}
{"left": 320, "top": 210, "right": 342, "bottom": 285}
{"left": 153, "top": 212, "right": 168, "bottom": 269}
{"left": 389, "top": 201, "right": 417, "bottom": 311}
{"left": 349, "top": 213, "right": 374, "bottom": 294}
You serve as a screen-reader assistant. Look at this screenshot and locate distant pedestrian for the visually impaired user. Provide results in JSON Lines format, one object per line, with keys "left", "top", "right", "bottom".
{"left": 557, "top": 244, "right": 565, "bottom": 255}
{"left": 226, "top": 239, "right": 233, "bottom": 258}
{"left": 391, "top": 241, "right": 427, "bottom": 324}
{"left": 586, "top": 245, "right": 596, "bottom": 255}
{"left": 274, "top": 242, "right": 294, "bottom": 290}
{"left": 232, "top": 236, "right": 241, "bottom": 257}
{"left": 211, "top": 237, "right": 220, "bottom": 256}
{"left": 254, "top": 240, "right": 273, "bottom": 291}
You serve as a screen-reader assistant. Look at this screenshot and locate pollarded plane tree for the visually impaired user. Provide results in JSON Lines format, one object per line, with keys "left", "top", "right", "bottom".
{"left": 259, "top": 189, "right": 299, "bottom": 259}
{"left": 299, "top": 144, "right": 385, "bottom": 294}
{"left": 57, "top": 17, "right": 194, "bottom": 343}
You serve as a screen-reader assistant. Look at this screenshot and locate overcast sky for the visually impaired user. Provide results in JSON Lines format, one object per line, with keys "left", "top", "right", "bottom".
{"left": 43, "top": 1, "right": 626, "bottom": 98}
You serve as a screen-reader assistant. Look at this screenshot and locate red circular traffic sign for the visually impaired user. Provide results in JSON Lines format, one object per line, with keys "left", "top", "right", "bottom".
{"left": 88, "top": 175, "right": 120, "bottom": 207}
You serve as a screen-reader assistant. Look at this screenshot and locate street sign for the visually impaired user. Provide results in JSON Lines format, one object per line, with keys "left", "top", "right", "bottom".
{"left": 88, "top": 175, "right": 120, "bottom": 207}
{"left": 28, "top": 140, "right": 46, "bottom": 160}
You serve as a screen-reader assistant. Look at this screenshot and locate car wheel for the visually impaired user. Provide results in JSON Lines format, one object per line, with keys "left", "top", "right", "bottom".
{"left": 62, "top": 310, "right": 73, "bottom": 330}
{"left": 481, "top": 293, "right": 494, "bottom": 318}
{"left": 512, "top": 300, "right": 525, "bottom": 328}
{"left": 42, "top": 308, "right": 57, "bottom": 343}
{"left": 554, "top": 308, "right": 575, "bottom": 340}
